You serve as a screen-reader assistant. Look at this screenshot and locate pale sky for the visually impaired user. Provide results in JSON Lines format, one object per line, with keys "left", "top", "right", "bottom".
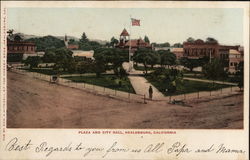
{"left": 7, "top": 8, "right": 243, "bottom": 45}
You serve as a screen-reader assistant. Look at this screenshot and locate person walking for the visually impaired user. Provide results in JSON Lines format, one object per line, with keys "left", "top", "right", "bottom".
{"left": 149, "top": 86, "right": 153, "bottom": 100}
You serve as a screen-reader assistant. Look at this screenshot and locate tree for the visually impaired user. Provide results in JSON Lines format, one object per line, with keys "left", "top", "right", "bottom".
{"left": 69, "top": 39, "right": 78, "bottom": 45}
{"left": 172, "top": 43, "right": 183, "bottom": 48}
{"left": 149, "top": 68, "right": 184, "bottom": 94}
{"left": 53, "top": 48, "right": 74, "bottom": 72}
{"left": 157, "top": 50, "right": 176, "bottom": 68}
{"left": 24, "top": 56, "right": 41, "bottom": 69}
{"left": 186, "top": 37, "right": 195, "bottom": 42}
{"left": 235, "top": 61, "right": 244, "bottom": 90}
{"left": 26, "top": 36, "right": 65, "bottom": 51}
{"left": 152, "top": 42, "right": 170, "bottom": 47}
{"left": 76, "top": 58, "right": 94, "bottom": 75}
{"left": 206, "top": 37, "right": 218, "bottom": 43}
{"left": 202, "top": 59, "right": 228, "bottom": 81}
{"left": 180, "top": 57, "right": 200, "bottom": 72}
{"left": 43, "top": 48, "right": 56, "bottom": 63}
{"left": 79, "top": 32, "right": 88, "bottom": 43}
{"left": 110, "top": 37, "right": 119, "bottom": 47}
{"left": 94, "top": 48, "right": 128, "bottom": 77}
{"left": 148, "top": 53, "right": 160, "bottom": 69}
{"left": 79, "top": 32, "right": 92, "bottom": 50}
{"left": 92, "top": 53, "right": 106, "bottom": 77}
{"left": 133, "top": 49, "right": 156, "bottom": 74}
{"left": 144, "top": 36, "right": 150, "bottom": 43}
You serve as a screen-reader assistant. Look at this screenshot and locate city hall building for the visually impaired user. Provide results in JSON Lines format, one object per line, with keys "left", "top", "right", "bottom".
{"left": 116, "top": 28, "right": 153, "bottom": 53}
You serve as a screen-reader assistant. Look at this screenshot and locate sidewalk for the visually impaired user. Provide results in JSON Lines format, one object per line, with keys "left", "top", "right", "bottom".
{"left": 128, "top": 75, "right": 165, "bottom": 100}
{"left": 183, "top": 77, "right": 237, "bottom": 86}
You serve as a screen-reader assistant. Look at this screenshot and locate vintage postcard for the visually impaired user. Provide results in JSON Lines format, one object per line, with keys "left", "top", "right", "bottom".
{"left": 0, "top": 1, "right": 249, "bottom": 160}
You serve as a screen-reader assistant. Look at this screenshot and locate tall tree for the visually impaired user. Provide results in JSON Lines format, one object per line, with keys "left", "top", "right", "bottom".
{"left": 94, "top": 48, "right": 128, "bottom": 76}
{"left": 79, "top": 32, "right": 92, "bottom": 50}
{"left": 24, "top": 56, "right": 42, "bottom": 69}
{"left": 80, "top": 32, "right": 88, "bottom": 43}
{"left": 202, "top": 59, "right": 228, "bottom": 80}
{"left": 186, "top": 37, "right": 195, "bottom": 42}
{"left": 144, "top": 36, "right": 150, "bottom": 43}
{"left": 53, "top": 48, "right": 74, "bottom": 72}
{"left": 172, "top": 43, "right": 183, "bottom": 48}
{"left": 133, "top": 49, "right": 156, "bottom": 74}
{"left": 235, "top": 61, "right": 244, "bottom": 90}
{"left": 26, "top": 36, "right": 65, "bottom": 51}
{"left": 206, "top": 37, "right": 218, "bottom": 43}
{"left": 110, "top": 37, "right": 119, "bottom": 47}
{"left": 180, "top": 57, "right": 200, "bottom": 72}
{"left": 157, "top": 50, "right": 176, "bottom": 68}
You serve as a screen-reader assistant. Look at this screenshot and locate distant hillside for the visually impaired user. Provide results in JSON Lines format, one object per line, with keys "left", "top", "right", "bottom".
{"left": 56, "top": 36, "right": 79, "bottom": 41}
{"left": 90, "top": 39, "right": 109, "bottom": 45}
{"left": 26, "top": 36, "right": 65, "bottom": 51}
{"left": 15, "top": 32, "right": 108, "bottom": 51}
{"left": 14, "top": 32, "right": 41, "bottom": 40}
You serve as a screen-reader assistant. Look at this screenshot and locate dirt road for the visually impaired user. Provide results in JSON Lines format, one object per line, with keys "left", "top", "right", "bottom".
{"left": 7, "top": 71, "right": 243, "bottom": 129}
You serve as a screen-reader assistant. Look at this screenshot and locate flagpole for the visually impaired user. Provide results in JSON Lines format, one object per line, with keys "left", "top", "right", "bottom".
{"left": 129, "top": 15, "right": 132, "bottom": 72}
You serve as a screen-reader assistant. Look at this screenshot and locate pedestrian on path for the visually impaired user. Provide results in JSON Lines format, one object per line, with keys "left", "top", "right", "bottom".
{"left": 149, "top": 86, "right": 153, "bottom": 100}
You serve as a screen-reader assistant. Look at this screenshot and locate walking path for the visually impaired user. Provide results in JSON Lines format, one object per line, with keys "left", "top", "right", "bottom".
{"left": 183, "top": 77, "right": 237, "bottom": 86}
{"left": 128, "top": 75, "right": 165, "bottom": 99}
{"left": 123, "top": 62, "right": 164, "bottom": 99}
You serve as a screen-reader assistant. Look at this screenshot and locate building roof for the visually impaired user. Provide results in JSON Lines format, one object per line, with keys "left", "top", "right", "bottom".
{"left": 120, "top": 29, "right": 130, "bottom": 36}
{"left": 171, "top": 48, "right": 184, "bottom": 52}
{"left": 229, "top": 49, "right": 241, "bottom": 55}
{"left": 72, "top": 50, "right": 94, "bottom": 58}
{"left": 194, "top": 39, "right": 204, "bottom": 44}
{"left": 67, "top": 44, "right": 79, "bottom": 49}
{"left": 124, "top": 39, "right": 151, "bottom": 47}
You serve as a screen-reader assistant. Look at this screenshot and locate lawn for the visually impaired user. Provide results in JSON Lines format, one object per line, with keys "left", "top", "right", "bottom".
{"left": 133, "top": 65, "right": 156, "bottom": 71}
{"left": 146, "top": 77, "right": 232, "bottom": 96}
{"left": 64, "top": 74, "right": 135, "bottom": 93}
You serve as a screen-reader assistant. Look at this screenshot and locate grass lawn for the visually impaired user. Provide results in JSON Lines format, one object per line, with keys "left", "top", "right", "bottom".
{"left": 133, "top": 65, "right": 155, "bottom": 71}
{"left": 64, "top": 74, "right": 135, "bottom": 93}
{"left": 146, "top": 77, "right": 232, "bottom": 96}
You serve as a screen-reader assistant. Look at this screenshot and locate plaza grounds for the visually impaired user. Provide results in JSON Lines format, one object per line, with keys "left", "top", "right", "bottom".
{"left": 7, "top": 71, "right": 243, "bottom": 129}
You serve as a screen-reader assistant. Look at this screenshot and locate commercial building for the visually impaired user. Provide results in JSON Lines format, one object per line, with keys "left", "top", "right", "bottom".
{"left": 183, "top": 39, "right": 243, "bottom": 72}
{"left": 7, "top": 34, "right": 36, "bottom": 62}
{"left": 171, "top": 48, "right": 184, "bottom": 59}
{"left": 183, "top": 39, "right": 240, "bottom": 60}
{"left": 228, "top": 49, "right": 244, "bottom": 73}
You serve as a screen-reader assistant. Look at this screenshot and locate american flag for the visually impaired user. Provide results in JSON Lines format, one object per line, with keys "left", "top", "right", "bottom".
{"left": 131, "top": 18, "right": 140, "bottom": 26}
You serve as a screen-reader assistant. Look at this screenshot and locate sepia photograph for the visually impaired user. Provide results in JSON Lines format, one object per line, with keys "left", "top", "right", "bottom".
{"left": 6, "top": 7, "right": 244, "bottom": 129}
